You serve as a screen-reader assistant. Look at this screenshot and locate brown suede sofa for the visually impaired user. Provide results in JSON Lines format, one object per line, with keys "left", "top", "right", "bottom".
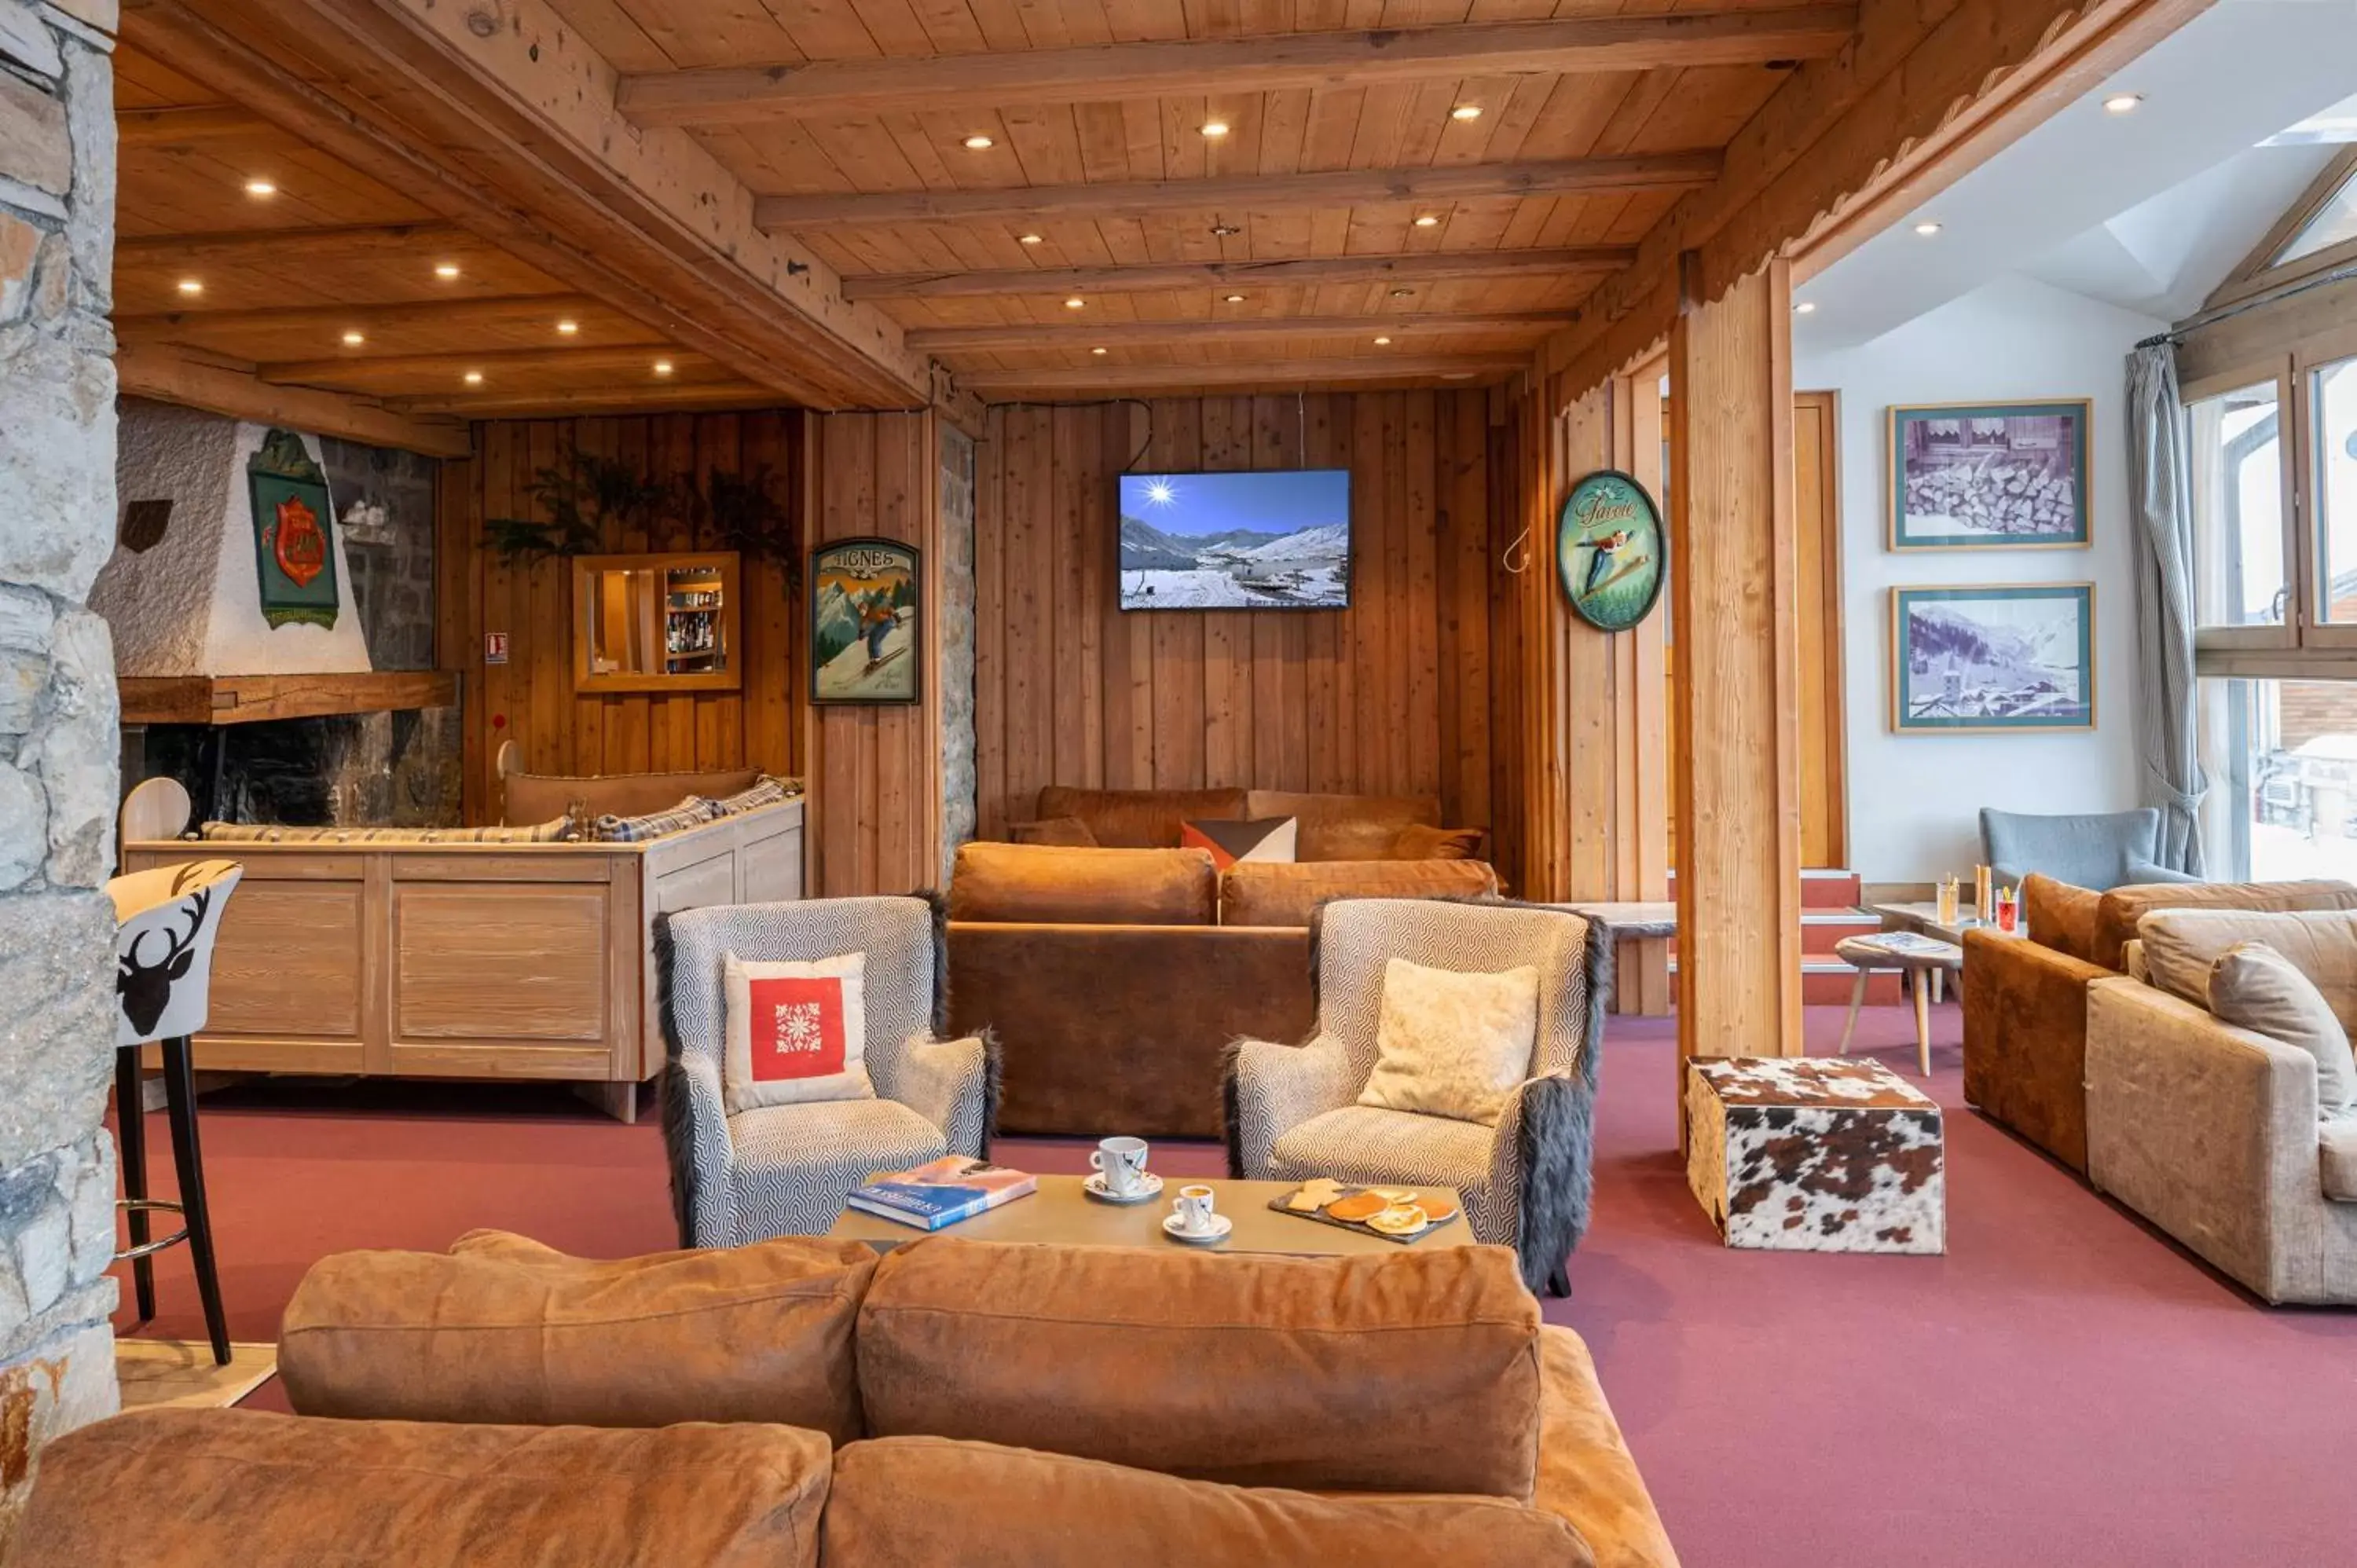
{"left": 1963, "top": 873, "right": 2357, "bottom": 1171}
{"left": 13, "top": 1232, "right": 1680, "bottom": 1568}
{"left": 947, "top": 837, "right": 1497, "bottom": 1137}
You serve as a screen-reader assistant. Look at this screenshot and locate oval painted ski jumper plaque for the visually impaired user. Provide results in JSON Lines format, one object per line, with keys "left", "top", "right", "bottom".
{"left": 1556, "top": 470, "right": 1665, "bottom": 633}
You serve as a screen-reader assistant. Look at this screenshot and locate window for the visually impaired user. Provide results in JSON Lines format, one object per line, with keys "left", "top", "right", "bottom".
{"left": 2318, "top": 355, "right": 2357, "bottom": 625}
{"left": 2189, "top": 380, "right": 2287, "bottom": 632}
{"left": 2272, "top": 169, "right": 2357, "bottom": 268}
{"left": 2198, "top": 677, "right": 2357, "bottom": 882}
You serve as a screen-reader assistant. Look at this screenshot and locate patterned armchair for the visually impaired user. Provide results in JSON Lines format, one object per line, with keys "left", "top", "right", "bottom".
{"left": 1222, "top": 898, "right": 1607, "bottom": 1295}
{"left": 659, "top": 897, "right": 996, "bottom": 1247}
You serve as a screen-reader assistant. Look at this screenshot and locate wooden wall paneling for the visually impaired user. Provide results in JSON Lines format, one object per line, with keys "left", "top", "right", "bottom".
{"left": 654, "top": 414, "right": 702, "bottom": 776}
{"left": 607, "top": 416, "right": 654, "bottom": 777}
{"left": 1252, "top": 394, "right": 1310, "bottom": 795}
{"left": 1099, "top": 404, "right": 1153, "bottom": 792}
{"left": 694, "top": 412, "right": 746, "bottom": 772}
{"left": 1348, "top": 394, "right": 1388, "bottom": 795}
{"left": 1404, "top": 392, "right": 1442, "bottom": 805}
{"left": 873, "top": 412, "right": 914, "bottom": 895}
{"left": 1200, "top": 396, "right": 1254, "bottom": 790}
{"left": 1309, "top": 394, "right": 1354, "bottom": 796}
{"left": 1148, "top": 399, "right": 1207, "bottom": 791}
{"left": 973, "top": 409, "right": 1006, "bottom": 836}
{"left": 569, "top": 416, "right": 614, "bottom": 780}
{"left": 526, "top": 420, "right": 570, "bottom": 783}
{"left": 999, "top": 407, "right": 1047, "bottom": 829}
{"left": 478, "top": 421, "right": 519, "bottom": 814}
{"left": 1669, "top": 257, "right": 1804, "bottom": 1081}
{"left": 738, "top": 409, "right": 799, "bottom": 782}
{"left": 1793, "top": 389, "right": 1847, "bottom": 868}
{"left": 1051, "top": 405, "right": 1101, "bottom": 793}
{"left": 1556, "top": 382, "right": 1617, "bottom": 903}
{"left": 437, "top": 448, "right": 486, "bottom": 826}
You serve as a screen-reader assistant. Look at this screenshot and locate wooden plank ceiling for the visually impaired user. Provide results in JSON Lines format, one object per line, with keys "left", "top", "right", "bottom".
{"left": 112, "top": 42, "right": 772, "bottom": 428}
{"left": 118, "top": 1, "right": 1865, "bottom": 412}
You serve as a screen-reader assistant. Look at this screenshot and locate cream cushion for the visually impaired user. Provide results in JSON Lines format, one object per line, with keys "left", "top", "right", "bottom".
{"left": 2139, "top": 908, "right": 2357, "bottom": 1031}
{"left": 2207, "top": 943, "right": 2357, "bottom": 1119}
{"left": 1358, "top": 957, "right": 1539, "bottom": 1126}
{"left": 722, "top": 951, "right": 877, "bottom": 1113}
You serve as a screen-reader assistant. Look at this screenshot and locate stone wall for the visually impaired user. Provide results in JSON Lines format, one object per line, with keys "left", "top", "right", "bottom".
{"left": 0, "top": 0, "right": 123, "bottom": 1538}
{"left": 937, "top": 422, "right": 977, "bottom": 872}
{"left": 320, "top": 434, "right": 436, "bottom": 672}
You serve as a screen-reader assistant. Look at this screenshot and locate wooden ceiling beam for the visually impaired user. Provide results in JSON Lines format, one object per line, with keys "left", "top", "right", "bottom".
{"left": 118, "top": 104, "right": 274, "bottom": 146}
{"left": 1538, "top": 0, "right": 2212, "bottom": 397}
{"left": 755, "top": 153, "right": 1721, "bottom": 232}
{"left": 116, "top": 293, "right": 599, "bottom": 342}
{"left": 130, "top": 0, "right": 932, "bottom": 409}
{"left": 968, "top": 354, "right": 1524, "bottom": 394}
{"left": 117, "top": 340, "right": 473, "bottom": 458}
{"left": 115, "top": 221, "right": 474, "bottom": 267}
{"left": 390, "top": 383, "right": 783, "bottom": 417}
{"left": 619, "top": 6, "right": 1858, "bottom": 127}
{"left": 257, "top": 344, "right": 691, "bottom": 386}
{"left": 907, "top": 311, "right": 1567, "bottom": 353}
{"left": 842, "top": 247, "right": 1631, "bottom": 300}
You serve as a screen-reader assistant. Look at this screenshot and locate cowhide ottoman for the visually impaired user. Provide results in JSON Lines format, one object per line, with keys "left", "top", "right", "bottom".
{"left": 1685, "top": 1057, "right": 1945, "bottom": 1254}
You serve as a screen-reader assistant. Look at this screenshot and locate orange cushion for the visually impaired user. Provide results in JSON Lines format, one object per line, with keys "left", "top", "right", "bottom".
{"left": 948, "top": 842, "right": 1215, "bottom": 925}
{"left": 1219, "top": 859, "right": 1498, "bottom": 928}
{"left": 1036, "top": 786, "right": 1248, "bottom": 848}
{"left": 1245, "top": 790, "right": 1441, "bottom": 860}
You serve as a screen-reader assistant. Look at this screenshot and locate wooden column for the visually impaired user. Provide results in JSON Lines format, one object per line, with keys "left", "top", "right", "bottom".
{"left": 1668, "top": 255, "right": 1804, "bottom": 1077}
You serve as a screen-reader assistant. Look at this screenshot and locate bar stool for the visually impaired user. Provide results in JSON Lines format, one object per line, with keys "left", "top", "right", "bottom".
{"left": 108, "top": 857, "right": 242, "bottom": 1366}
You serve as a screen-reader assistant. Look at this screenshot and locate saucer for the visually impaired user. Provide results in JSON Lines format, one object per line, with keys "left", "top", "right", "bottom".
{"left": 1162, "top": 1211, "right": 1233, "bottom": 1246}
{"left": 1083, "top": 1171, "right": 1164, "bottom": 1204}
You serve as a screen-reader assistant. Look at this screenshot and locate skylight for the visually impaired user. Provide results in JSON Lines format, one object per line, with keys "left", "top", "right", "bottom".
{"left": 2273, "top": 168, "right": 2357, "bottom": 266}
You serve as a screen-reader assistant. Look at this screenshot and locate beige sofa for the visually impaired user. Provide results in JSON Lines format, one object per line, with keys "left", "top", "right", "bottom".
{"left": 15, "top": 1233, "right": 1679, "bottom": 1568}
{"left": 2085, "top": 908, "right": 2357, "bottom": 1306}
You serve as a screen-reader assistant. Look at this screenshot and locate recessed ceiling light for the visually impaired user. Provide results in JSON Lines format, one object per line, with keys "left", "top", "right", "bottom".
{"left": 1373, "top": 335, "right": 1393, "bottom": 346}
{"left": 1211, "top": 223, "right": 1241, "bottom": 237}
{"left": 1389, "top": 288, "right": 1414, "bottom": 298}
{"left": 434, "top": 262, "right": 461, "bottom": 278}
{"left": 653, "top": 359, "right": 674, "bottom": 376}
{"left": 2103, "top": 92, "right": 2143, "bottom": 115}
{"left": 1018, "top": 233, "right": 1043, "bottom": 245}
{"left": 463, "top": 370, "right": 483, "bottom": 385}
{"left": 962, "top": 134, "right": 994, "bottom": 150}
{"left": 1223, "top": 294, "right": 1246, "bottom": 303}
{"left": 1064, "top": 296, "right": 1085, "bottom": 310}
{"left": 243, "top": 178, "right": 276, "bottom": 197}
{"left": 1091, "top": 346, "right": 1109, "bottom": 356}
{"left": 1413, "top": 214, "right": 1440, "bottom": 228}
{"left": 556, "top": 319, "right": 579, "bottom": 335}
{"left": 1450, "top": 105, "right": 1482, "bottom": 122}
{"left": 1200, "top": 121, "right": 1230, "bottom": 138}
{"left": 341, "top": 330, "right": 365, "bottom": 346}
{"left": 1794, "top": 301, "right": 1817, "bottom": 315}
{"left": 1913, "top": 221, "right": 1942, "bottom": 236}
{"left": 176, "top": 278, "right": 202, "bottom": 295}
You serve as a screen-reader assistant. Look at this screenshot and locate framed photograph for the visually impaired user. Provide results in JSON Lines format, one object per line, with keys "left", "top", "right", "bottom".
{"left": 1887, "top": 400, "right": 2090, "bottom": 550}
{"left": 1890, "top": 584, "right": 2094, "bottom": 733}
{"left": 808, "top": 537, "right": 920, "bottom": 705}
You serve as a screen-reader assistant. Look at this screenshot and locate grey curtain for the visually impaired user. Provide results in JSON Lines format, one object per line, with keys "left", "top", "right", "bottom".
{"left": 2126, "top": 341, "right": 2206, "bottom": 874}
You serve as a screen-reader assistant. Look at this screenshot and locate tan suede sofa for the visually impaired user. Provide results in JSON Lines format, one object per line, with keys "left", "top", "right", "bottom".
{"left": 946, "top": 840, "right": 1497, "bottom": 1137}
{"left": 1962, "top": 874, "right": 2357, "bottom": 1171}
{"left": 2084, "top": 909, "right": 2357, "bottom": 1306}
{"left": 13, "top": 1233, "right": 1680, "bottom": 1568}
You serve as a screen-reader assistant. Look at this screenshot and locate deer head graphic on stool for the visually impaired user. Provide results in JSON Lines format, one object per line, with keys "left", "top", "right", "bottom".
{"left": 108, "top": 858, "right": 242, "bottom": 1365}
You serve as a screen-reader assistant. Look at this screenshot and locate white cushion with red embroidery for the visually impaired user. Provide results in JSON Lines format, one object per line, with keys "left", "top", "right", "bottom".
{"left": 721, "top": 951, "right": 878, "bottom": 1113}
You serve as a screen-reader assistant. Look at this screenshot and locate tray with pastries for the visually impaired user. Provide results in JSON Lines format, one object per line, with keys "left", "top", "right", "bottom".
{"left": 1266, "top": 1178, "right": 1464, "bottom": 1244}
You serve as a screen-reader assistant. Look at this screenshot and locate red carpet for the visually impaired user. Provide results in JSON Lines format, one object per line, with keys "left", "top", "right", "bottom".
{"left": 114, "top": 1003, "right": 2357, "bottom": 1566}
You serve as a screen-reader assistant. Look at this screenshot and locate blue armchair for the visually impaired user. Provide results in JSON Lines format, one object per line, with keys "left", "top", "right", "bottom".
{"left": 1978, "top": 808, "right": 2201, "bottom": 893}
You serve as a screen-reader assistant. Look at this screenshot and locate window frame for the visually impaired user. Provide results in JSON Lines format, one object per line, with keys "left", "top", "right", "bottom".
{"left": 2187, "top": 359, "right": 2300, "bottom": 657}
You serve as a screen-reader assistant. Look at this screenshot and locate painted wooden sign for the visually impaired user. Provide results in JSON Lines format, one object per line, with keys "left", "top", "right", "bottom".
{"left": 1557, "top": 470, "right": 1665, "bottom": 633}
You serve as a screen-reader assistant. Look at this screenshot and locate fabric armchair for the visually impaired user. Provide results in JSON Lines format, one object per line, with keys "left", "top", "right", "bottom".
{"left": 1978, "top": 807, "right": 2199, "bottom": 892}
{"left": 659, "top": 896, "right": 996, "bottom": 1247}
{"left": 1222, "top": 898, "right": 1607, "bottom": 1295}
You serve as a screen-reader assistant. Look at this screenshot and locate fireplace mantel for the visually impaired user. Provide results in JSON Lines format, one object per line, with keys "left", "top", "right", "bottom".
{"left": 119, "top": 671, "right": 459, "bottom": 726}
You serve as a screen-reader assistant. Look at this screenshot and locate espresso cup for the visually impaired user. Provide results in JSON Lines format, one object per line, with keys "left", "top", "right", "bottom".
{"left": 1174, "top": 1184, "right": 1218, "bottom": 1234}
{"left": 1090, "top": 1136, "right": 1150, "bottom": 1196}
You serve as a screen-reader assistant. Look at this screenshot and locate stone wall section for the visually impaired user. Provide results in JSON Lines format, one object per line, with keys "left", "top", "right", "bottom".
{"left": 937, "top": 422, "right": 977, "bottom": 873}
{"left": 0, "top": 0, "right": 123, "bottom": 1540}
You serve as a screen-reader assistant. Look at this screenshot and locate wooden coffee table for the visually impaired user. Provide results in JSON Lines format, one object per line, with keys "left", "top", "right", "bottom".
{"left": 826, "top": 1174, "right": 1475, "bottom": 1258}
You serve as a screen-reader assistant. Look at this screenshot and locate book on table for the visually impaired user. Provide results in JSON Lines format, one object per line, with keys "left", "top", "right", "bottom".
{"left": 845, "top": 1156, "right": 1038, "bottom": 1230}
{"left": 1864, "top": 931, "right": 1956, "bottom": 957}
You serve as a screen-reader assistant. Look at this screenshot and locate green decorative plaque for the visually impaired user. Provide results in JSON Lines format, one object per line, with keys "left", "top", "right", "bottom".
{"left": 1556, "top": 470, "right": 1665, "bottom": 633}
{"left": 247, "top": 428, "right": 339, "bottom": 629}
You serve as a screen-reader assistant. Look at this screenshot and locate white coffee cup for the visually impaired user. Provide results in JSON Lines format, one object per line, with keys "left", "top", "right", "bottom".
{"left": 1174, "top": 1184, "right": 1217, "bottom": 1234}
{"left": 1091, "top": 1136, "right": 1150, "bottom": 1196}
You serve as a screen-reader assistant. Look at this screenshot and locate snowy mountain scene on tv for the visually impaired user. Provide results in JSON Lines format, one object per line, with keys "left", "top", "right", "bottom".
{"left": 1892, "top": 584, "right": 2093, "bottom": 732}
{"left": 1118, "top": 469, "right": 1351, "bottom": 610}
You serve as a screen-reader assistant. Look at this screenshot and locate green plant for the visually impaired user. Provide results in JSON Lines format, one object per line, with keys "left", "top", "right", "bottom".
{"left": 483, "top": 450, "right": 677, "bottom": 562}
{"left": 692, "top": 464, "right": 799, "bottom": 588}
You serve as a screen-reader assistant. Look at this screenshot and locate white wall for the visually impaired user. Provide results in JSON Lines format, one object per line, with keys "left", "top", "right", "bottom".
{"left": 1796, "top": 275, "right": 2165, "bottom": 883}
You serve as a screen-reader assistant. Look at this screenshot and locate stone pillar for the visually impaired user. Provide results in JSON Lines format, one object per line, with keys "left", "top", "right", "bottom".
{"left": 937, "top": 422, "right": 977, "bottom": 873}
{"left": 0, "top": 0, "right": 124, "bottom": 1537}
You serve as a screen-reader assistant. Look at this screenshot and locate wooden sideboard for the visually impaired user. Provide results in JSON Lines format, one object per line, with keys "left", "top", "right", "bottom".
{"left": 120, "top": 800, "right": 804, "bottom": 1121}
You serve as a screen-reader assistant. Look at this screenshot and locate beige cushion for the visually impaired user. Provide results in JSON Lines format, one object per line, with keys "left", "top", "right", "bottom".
{"left": 2139, "top": 909, "right": 2357, "bottom": 1031}
{"left": 1358, "top": 957, "right": 1540, "bottom": 1126}
{"left": 820, "top": 1436, "right": 1596, "bottom": 1568}
{"left": 200, "top": 818, "right": 572, "bottom": 844}
{"left": 2321, "top": 1118, "right": 2357, "bottom": 1203}
{"left": 723, "top": 952, "right": 876, "bottom": 1112}
{"left": 2206, "top": 943, "right": 2357, "bottom": 1118}
{"left": 2093, "top": 879, "right": 2357, "bottom": 971}
{"left": 506, "top": 765, "right": 761, "bottom": 826}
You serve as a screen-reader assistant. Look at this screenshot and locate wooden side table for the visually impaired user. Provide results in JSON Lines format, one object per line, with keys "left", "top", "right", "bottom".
{"left": 1833, "top": 933, "right": 1963, "bottom": 1075}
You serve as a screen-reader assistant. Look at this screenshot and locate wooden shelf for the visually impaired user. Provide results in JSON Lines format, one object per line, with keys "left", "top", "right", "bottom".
{"left": 120, "top": 672, "right": 460, "bottom": 725}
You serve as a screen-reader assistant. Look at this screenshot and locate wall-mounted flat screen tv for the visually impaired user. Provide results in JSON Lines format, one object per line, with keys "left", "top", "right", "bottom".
{"left": 1118, "top": 469, "right": 1351, "bottom": 610}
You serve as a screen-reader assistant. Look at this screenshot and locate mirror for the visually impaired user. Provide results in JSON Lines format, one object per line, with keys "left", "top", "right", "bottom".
{"left": 572, "top": 552, "right": 742, "bottom": 693}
